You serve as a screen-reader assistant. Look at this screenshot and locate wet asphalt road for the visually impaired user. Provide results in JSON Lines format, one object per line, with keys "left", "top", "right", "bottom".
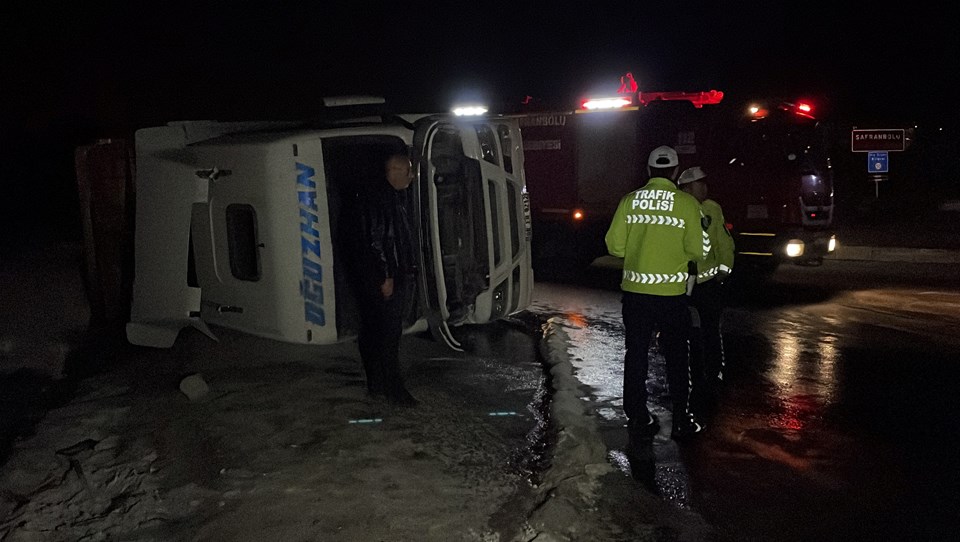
{"left": 529, "top": 259, "right": 960, "bottom": 541}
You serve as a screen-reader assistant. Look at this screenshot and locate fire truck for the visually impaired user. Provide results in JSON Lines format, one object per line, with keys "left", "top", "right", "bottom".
{"left": 515, "top": 86, "right": 837, "bottom": 277}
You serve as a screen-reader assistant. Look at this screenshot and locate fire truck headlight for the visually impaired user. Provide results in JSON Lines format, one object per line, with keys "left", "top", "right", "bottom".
{"left": 785, "top": 240, "right": 805, "bottom": 258}
{"left": 828, "top": 235, "right": 837, "bottom": 253}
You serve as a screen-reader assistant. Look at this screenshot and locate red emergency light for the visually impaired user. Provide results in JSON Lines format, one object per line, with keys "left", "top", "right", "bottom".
{"left": 778, "top": 100, "right": 816, "bottom": 119}
{"left": 637, "top": 90, "right": 724, "bottom": 108}
{"left": 748, "top": 105, "right": 769, "bottom": 119}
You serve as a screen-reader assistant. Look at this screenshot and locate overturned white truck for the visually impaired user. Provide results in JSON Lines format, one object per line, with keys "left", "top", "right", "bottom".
{"left": 126, "top": 113, "right": 534, "bottom": 350}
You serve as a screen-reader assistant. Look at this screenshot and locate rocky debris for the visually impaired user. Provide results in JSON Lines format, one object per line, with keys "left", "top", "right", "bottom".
{"left": 178, "top": 374, "right": 209, "bottom": 402}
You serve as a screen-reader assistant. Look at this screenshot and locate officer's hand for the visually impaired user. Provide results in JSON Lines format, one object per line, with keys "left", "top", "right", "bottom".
{"left": 381, "top": 278, "right": 395, "bottom": 299}
{"left": 716, "top": 270, "right": 730, "bottom": 284}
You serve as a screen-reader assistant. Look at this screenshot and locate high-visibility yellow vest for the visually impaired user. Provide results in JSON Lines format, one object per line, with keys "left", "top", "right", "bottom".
{"left": 605, "top": 177, "right": 708, "bottom": 295}
{"left": 696, "top": 198, "right": 735, "bottom": 283}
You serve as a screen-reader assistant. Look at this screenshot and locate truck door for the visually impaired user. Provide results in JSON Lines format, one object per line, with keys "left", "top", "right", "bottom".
{"left": 192, "top": 139, "right": 338, "bottom": 346}
{"left": 412, "top": 118, "right": 532, "bottom": 349}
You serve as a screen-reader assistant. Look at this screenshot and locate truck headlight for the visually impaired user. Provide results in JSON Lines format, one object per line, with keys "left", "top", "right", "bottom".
{"left": 785, "top": 240, "right": 805, "bottom": 258}
{"left": 827, "top": 235, "right": 837, "bottom": 252}
{"left": 491, "top": 279, "right": 507, "bottom": 319}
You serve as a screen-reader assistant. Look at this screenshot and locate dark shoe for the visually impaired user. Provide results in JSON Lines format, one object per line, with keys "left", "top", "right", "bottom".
{"left": 366, "top": 381, "right": 386, "bottom": 399}
{"left": 628, "top": 411, "right": 660, "bottom": 438}
{"left": 671, "top": 413, "right": 706, "bottom": 442}
{"left": 387, "top": 386, "right": 419, "bottom": 407}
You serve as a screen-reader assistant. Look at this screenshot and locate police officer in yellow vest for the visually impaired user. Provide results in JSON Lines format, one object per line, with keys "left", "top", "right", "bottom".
{"left": 678, "top": 166, "right": 735, "bottom": 416}
{"left": 605, "top": 146, "right": 711, "bottom": 441}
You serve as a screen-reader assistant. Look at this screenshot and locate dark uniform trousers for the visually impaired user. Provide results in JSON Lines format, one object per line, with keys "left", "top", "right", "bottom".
{"left": 357, "top": 273, "right": 411, "bottom": 396}
{"left": 690, "top": 277, "right": 725, "bottom": 411}
{"left": 622, "top": 292, "right": 693, "bottom": 422}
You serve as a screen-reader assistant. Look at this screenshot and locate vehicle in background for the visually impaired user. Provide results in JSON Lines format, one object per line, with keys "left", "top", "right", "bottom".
{"left": 77, "top": 104, "right": 533, "bottom": 351}
{"left": 514, "top": 88, "right": 836, "bottom": 277}
{"left": 708, "top": 99, "right": 837, "bottom": 273}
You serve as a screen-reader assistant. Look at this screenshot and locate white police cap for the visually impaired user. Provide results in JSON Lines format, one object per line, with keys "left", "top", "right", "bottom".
{"left": 647, "top": 145, "right": 679, "bottom": 168}
{"left": 677, "top": 166, "right": 707, "bottom": 186}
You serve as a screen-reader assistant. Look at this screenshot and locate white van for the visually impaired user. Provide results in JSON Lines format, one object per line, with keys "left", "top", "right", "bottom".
{"left": 126, "top": 113, "right": 534, "bottom": 350}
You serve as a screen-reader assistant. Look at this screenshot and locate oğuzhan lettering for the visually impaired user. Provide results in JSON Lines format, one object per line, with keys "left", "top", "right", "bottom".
{"left": 296, "top": 162, "right": 325, "bottom": 326}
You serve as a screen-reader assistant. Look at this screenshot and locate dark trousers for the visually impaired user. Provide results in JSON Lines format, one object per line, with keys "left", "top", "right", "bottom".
{"left": 357, "top": 275, "right": 409, "bottom": 395}
{"left": 621, "top": 292, "right": 692, "bottom": 421}
{"left": 690, "top": 278, "right": 726, "bottom": 398}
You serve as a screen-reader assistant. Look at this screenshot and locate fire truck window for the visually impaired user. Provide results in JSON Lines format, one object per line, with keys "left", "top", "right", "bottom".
{"left": 475, "top": 125, "right": 500, "bottom": 166}
{"left": 507, "top": 181, "right": 520, "bottom": 258}
{"left": 488, "top": 180, "right": 502, "bottom": 267}
{"left": 497, "top": 125, "right": 513, "bottom": 173}
{"left": 225, "top": 204, "right": 261, "bottom": 282}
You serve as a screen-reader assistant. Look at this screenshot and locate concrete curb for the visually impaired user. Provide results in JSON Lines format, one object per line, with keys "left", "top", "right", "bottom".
{"left": 826, "top": 245, "right": 960, "bottom": 264}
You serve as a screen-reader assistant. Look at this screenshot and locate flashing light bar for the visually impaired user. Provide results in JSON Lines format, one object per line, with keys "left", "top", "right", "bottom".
{"left": 638, "top": 90, "right": 724, "bottom": 108}
{"left": 452, "top": 105, "right": 488, "bottom": 116}
{"left": 581, "top": 97, "right": 633, "bottom": 110}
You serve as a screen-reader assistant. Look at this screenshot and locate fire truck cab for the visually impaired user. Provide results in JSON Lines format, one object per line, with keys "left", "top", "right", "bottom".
{"left": 125, "top": 111, "right": 533, "bottom": 350}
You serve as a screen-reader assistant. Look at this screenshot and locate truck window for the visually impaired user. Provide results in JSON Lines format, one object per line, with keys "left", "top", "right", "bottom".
{"left": 507, "top": 181, "right": 521, "bottom": 259}
{"left": 510, "top": 264, "right": 521, "bottom": 312}
{"left": 496, "top": 124, "right": 513, "bottom": 173}
{"left": 475, "top": 124, "right": 500, "bottom": 166}
{"left": 488, "top": 180, "right": 502, "bottom": 267}
{"left": 321, "top": 135, "right": 414, "bottom": 336}
{"left": 429, "top": 127, "right": 490, "bottom": 322}
{"left": 225, "top": 203, "right": 261, "bottom": 282}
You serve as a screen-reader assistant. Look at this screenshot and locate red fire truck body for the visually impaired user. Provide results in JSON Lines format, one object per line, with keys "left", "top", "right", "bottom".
{"left": 516, "top": 90, "right": 837, "bottom": 276}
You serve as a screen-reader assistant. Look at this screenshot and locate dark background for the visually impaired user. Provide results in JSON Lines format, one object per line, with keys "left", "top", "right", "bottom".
{"left": 2, "top": 1, "right": 958, "bottom": 248}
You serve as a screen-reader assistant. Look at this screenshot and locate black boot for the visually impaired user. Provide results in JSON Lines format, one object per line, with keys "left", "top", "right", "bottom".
{"left": 362, "top": 359, "right": 386, "bottom": 398}
{"left": 387, "top": 383, "right": 419, "bottom": 407}
{"left": 671, "top": 410, "right": 706, "bottom": 442}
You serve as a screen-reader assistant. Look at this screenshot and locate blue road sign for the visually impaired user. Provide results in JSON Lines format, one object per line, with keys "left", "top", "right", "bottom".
{"left": 868, "top": 151, "right": 889, "bottom": 173}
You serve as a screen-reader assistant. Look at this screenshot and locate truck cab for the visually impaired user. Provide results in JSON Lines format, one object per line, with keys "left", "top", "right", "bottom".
{"left": 706, "top": 101, "right": 838, "bottom": 272}
{"left": 125, "top": 113, "right": 533, "bottom": 350}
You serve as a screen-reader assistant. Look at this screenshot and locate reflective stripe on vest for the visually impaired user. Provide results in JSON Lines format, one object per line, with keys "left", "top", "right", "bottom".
{"left": 698, "top": 263, "right": 732, "bottom": 280}
{"left": 623, "top": 270, "right": 688, "bottom": 284}
{"left": 626, "top": 214, "right": 686, "bottom": 228}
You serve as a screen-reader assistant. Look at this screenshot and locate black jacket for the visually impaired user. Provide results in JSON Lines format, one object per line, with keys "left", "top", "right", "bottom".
{"left": 356, "top": 184, "right": 414, "bottom": 287}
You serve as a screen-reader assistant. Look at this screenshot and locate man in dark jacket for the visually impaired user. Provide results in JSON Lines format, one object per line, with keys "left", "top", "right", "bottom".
{"left": 353, "top": 151, "right": 418, "bottom": 406}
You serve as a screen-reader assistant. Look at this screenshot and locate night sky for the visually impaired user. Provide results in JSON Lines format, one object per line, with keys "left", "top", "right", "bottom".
{"left": 1, "top": 1, "right": 956, "bottom": 244}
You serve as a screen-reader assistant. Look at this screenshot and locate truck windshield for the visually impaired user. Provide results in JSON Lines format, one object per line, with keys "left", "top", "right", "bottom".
{"left": 738, "top": 117, "right": 827, "bottom": 171}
